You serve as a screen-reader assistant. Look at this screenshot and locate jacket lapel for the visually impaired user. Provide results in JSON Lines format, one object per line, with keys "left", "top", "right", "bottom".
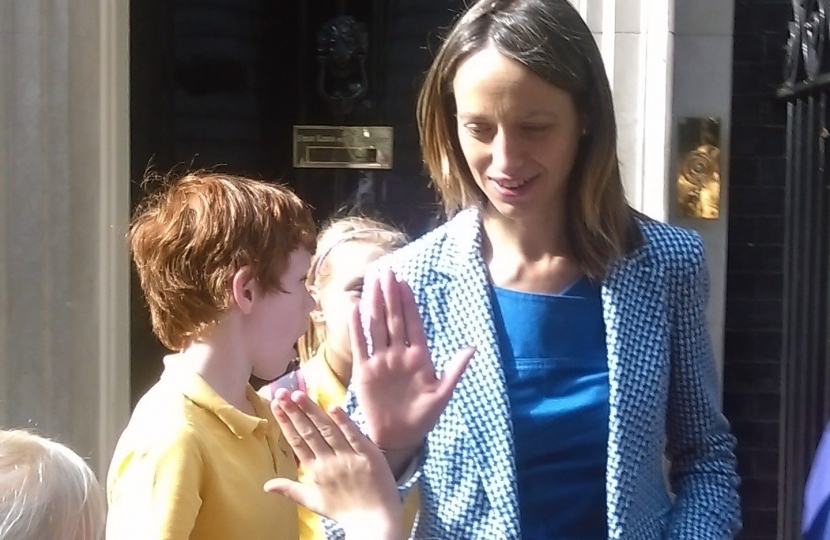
{"left": 601, "top": 241, "right": 667, "bottom": 537}
{"left": 424, "top": 208, "right": 520, "bottom": 529}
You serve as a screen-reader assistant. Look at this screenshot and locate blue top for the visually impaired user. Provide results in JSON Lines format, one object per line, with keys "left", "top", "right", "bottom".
{"left": 491, "top": 276, "right": 610, "bottom": 540}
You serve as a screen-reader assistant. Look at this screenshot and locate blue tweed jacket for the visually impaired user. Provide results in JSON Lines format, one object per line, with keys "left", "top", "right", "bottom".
{"left": 339, "top": 208, "right": 741, "bottom": 540}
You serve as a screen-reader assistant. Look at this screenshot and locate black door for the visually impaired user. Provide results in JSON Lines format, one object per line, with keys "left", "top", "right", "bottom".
{"left": 129, "top": 0, "right": 462, "bottom": 404}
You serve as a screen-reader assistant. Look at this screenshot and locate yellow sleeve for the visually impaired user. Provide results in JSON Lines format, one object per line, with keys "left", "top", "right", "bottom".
{"left": 298, "top": 356, "right": 344, "bottom": 540}
{"left": 106, "top": 427, "right": 204, "bottom": 540}
{"left": 402, "top": 485, "right": 421, "bottom": 537}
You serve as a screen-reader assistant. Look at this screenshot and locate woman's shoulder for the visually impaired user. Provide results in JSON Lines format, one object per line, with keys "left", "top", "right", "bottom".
{"left": 635, "top": 217, "right": 706, "bottom": 270}
{"left": 377, "top": 209, "right": 479, "bottom": 278}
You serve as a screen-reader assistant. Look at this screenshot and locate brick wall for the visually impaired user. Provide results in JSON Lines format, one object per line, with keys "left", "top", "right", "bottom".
{"left": 725, "top": 1, "right": 792, "bottom": 538}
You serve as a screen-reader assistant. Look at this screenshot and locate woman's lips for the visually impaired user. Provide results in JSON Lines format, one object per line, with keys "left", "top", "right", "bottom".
{"left": 490, "top": 174, "right": 537, "bottom": 196}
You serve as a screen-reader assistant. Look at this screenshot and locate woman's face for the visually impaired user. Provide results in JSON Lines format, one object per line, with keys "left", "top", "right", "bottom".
{"left": 453, "top": 47, "right": 583, "bottom": 224}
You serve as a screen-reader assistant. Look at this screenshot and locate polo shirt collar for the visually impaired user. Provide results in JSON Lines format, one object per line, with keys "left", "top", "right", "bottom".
{"left": 162, "top": 354, "right": 270, "bottom": 439}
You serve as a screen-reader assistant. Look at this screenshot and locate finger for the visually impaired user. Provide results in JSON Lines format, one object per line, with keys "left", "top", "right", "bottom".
{"left": 434, "top": 346, "right": 475, "bottom": 410}
{"left": 366, "top": 274, "right": 389, "bottom": 350}
{"left": 348, "top": 303, "right": 369, "bottom": 365}
{"left": 274, "top": 392, "right": 335, "bottom": 460}
{"left": 272, "top": 407, "right": 315, "bottom": 465}
{"left": 270, "top": 388, "right": 298, "bottom": 427}
{"left": 327, "top": 405, "right": 376, "bottom": 455}
{"left": 380, "top": 269, "right": 407, "bottom": 348}
{"left": 291, "top": 391, "right": 352, "bottom": 453}
{"left": 263, "top": 478, "right": 317, "bottom": 512}
{"left": 272, "top": 393, "right": 315, "bottom": 464}
{"left": 398, "top": 278, "right": 427, "bottom": 347}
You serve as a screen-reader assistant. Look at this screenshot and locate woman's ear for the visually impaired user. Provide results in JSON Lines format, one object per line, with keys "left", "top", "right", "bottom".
{"left": 580, "top": 113, "right": 591, "bottom": 138}
{"left": 231, "top": 266, "right": 256, "bottom": 314}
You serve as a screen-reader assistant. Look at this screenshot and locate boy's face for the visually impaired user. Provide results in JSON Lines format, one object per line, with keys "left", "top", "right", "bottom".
{"left": 247, "top": 248, "right": 314, "bottom": 380}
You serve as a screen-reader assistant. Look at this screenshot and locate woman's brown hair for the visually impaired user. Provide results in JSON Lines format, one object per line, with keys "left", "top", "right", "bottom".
{"left": 417, "top": 0, "right": 641, "bottom": 278}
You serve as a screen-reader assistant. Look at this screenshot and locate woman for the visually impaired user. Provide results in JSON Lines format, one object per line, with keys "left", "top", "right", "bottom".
{"left": 341, "top": 0, "right": 741, "bottom": 539}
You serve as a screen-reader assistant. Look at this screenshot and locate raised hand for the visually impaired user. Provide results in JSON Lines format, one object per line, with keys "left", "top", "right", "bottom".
{"left": 264, "top": 388, "right": 403, "bottom": 540}
{"left": 349, "top": 268, "right": 474, "bottom": 453}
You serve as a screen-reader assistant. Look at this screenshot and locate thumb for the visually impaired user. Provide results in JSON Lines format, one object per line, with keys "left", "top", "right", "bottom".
{"left": 435, "top": 346, "right": 474, "bottom": 408}
{"left": 264, "top": 478, "right": 316, "bottom": 510}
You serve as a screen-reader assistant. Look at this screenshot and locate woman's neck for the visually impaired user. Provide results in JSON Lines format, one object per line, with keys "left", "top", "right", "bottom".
{"left": 481, "top": 205, "right": 570, "bottom": 261}
{"left": 481, "top": 205, "right": 582, "bottom": 293}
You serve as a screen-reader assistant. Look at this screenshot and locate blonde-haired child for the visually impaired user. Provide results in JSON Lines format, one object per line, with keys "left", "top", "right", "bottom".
{"left": 0, "top": 429, "right": 106, "bottom": 540}
{"left": 260, "top": 215, "right": 421, "bottom": 540}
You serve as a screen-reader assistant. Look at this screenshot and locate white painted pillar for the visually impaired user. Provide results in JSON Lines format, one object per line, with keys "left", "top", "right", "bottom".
{"left": 0, "top": 0, "right": 131, "bottom": 476}
{"left": 570, "top": 0, "right": 733, "bottom": 373}
{"left": 670, "top": 0, "right": 735, "bottom": 375}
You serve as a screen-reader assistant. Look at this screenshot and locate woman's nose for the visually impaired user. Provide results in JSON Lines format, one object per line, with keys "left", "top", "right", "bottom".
{"left": 489, "top": 129, "right": 524, "bottom": 173}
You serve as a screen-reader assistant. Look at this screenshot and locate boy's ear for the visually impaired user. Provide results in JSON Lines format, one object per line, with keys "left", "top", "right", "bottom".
{"left": 308, "top": 285, "right": 325, "bottom": 324}
{"left": 231, "top": 266, "right": 256, "bottom": 315}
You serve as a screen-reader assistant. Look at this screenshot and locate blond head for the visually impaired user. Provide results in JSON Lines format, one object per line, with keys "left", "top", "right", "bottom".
{"left": 299, "top": 215, "right": 408, "bottom": 361}
{"left": 0, "top": 429, "right": 105, "bottom": 540}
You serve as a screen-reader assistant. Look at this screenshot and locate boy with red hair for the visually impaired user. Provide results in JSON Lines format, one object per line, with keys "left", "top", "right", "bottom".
{"left": 107, "top": 173, "right": 419, "bottom": 540}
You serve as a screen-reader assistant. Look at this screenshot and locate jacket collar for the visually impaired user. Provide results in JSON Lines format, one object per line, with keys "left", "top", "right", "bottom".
{"left": 431, "top": 207, "right": 485, "bottom": 279}
{"left": 432, "top": 207, "right": 652, "bottom": 281}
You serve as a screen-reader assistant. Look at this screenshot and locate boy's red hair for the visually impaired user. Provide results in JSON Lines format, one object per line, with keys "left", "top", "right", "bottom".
{"left": 130, "top": 172, "right": 316, "bottom": 350}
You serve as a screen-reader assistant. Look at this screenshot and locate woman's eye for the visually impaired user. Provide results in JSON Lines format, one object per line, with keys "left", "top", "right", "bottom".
{"left": 465, "top": 123, "right": 491, "bottom": 136}
{"left": 522, "top": 124, "right": 551, "bottom": 133}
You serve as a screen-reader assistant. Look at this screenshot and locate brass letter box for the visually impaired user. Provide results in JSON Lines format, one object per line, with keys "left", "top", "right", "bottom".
{"left": 293, "top": 125, "right": 393, "bottom": 169}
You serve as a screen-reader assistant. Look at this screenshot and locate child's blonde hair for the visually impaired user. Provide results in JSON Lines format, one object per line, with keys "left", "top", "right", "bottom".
{"left": 0, "top": 429, "right": 106, "bottom": 540}
{"left": 298, "top": 216, "right": 408, "bottom": 362}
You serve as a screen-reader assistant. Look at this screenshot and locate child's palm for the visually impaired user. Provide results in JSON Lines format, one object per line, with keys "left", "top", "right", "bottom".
{"left": 264, "top": 390, "right": 402, "bottom": 532}
{"left": 297, "top": 446, "right": 397, "bottom": 523}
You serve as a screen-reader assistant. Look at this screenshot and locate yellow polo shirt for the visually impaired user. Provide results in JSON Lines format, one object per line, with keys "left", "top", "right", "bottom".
{"left": 298, "top": 351, "right": 421, "bottom": 540}
{"left": 107, "top": 359, "right": 298, "bottom": 540}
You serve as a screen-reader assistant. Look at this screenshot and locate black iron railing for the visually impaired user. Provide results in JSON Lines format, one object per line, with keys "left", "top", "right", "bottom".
{"left": 777, "top": 1, "right": 830, "bottom": 538}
